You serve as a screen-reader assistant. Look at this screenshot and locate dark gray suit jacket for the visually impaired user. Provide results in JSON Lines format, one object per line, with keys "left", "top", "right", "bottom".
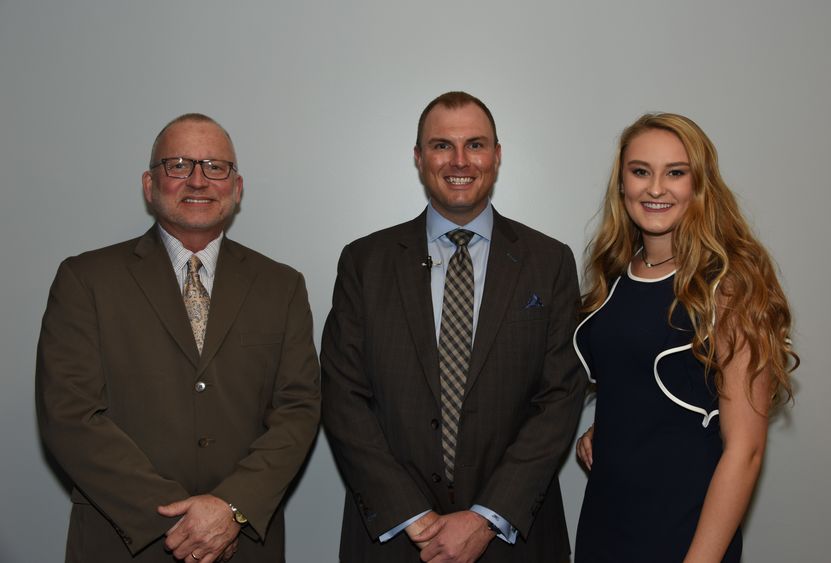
{"left": 36, "top": 227, "right": 320, "bottom": 562}
{"left": 321, "top": 209, "right": 586, "bottom": 562}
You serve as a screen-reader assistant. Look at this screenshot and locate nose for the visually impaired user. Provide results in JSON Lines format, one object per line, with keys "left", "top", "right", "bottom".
{"left": 450, "top": 146, "right": 469, "bottom": 168}
{"left": 647, "top": 176, "right": 666, "bottom": 198}
{"left": 187, "top": 164, "right": 209, "bottom": 189}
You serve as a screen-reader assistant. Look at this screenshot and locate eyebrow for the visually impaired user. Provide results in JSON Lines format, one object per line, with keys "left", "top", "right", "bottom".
{"left": 626, "top": 159, "right": 690, "bottom": 167}
{"left": 426, "top": 136, "right": 490, "bottom": 145}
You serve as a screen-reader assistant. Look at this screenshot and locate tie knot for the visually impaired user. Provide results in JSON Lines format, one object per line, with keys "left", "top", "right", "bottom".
{"left": 448, "top": 229, "right": 474, "bottom": 248}
{"left": 187, "top": 255, "right": 203, "bottom": 274}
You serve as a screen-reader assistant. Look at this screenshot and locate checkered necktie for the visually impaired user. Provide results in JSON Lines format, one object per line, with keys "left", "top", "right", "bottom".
{"left": 439, "top": 229, "right": 474, "bottom": 482}
{"left": 184, "top": 255, "right": 210, "bottom": 354}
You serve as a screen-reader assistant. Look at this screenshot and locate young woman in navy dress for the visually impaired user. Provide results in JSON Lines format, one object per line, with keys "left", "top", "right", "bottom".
{"left": 573, "top": 113, "right": 798, "bottom": 562}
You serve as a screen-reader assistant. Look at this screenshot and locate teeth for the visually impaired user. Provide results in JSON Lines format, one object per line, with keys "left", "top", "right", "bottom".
{"left": 184, "top": 198, "right": 211, "bottom": 203}
{"left": 446, "top": 177, "right": 474, "bottom": 185}
{"left": 644, "top": 202, "right": 672, "bottom": 209}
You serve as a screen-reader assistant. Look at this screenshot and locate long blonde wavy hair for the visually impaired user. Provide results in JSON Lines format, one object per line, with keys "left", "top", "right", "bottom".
{"left": 582, "top": 113, "right": 797, "bottom": 406}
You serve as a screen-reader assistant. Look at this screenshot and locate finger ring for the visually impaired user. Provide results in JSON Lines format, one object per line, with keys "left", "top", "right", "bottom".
{"left": 191, "top": 554, "right": 200, "bottom": 560}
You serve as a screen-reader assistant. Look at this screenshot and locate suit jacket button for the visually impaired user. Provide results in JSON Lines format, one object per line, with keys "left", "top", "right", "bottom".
{"left": 431, "top": 473, "right": 442, "bottom": 483}
{"left": 195, "top": 381, "right": 207, "bottom": 392}
{"left": 430, "top": 419, "right": 439, "bottom": 430}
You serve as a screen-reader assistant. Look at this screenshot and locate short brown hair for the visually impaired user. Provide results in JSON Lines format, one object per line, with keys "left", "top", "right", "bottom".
{"left": 415, "top": 91, "right": 498, "bottom": 148}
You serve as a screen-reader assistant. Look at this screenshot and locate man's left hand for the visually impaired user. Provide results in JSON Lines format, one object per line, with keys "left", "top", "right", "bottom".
{"left": 411, "top": 510, "right": 496, "bottom": 563}
{"left": 158, "top": 494, "right": 241, "bottom": 562}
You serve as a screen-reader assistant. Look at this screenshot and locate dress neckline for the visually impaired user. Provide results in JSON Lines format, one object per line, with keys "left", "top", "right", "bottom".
{"left": 627, "top": 262, "right": 676, "bottom": 283}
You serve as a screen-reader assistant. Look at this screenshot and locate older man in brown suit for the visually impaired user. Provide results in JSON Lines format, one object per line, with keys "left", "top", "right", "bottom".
{"left": 321, "top": 92, "right": 586, "bottom": 562}
{"left": 36, "top": 114, "right": 320, "bottom": 563}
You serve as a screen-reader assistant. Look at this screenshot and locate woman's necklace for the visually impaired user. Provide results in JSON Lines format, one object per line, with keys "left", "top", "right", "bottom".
{"left": 642, "top": 248, "right": 675, "bottom": 268}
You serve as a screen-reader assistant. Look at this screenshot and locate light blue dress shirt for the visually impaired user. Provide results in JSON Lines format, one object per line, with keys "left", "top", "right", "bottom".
{"left": 379, "top": 202, "right": 518, "bottom": 544}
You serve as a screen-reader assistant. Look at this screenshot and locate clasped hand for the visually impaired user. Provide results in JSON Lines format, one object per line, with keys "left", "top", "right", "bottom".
{"left": 158, "top": 494, "right": 241, "bottom": 562}
{"left": 407, "top": 510, "right": 496, "bottom": 563}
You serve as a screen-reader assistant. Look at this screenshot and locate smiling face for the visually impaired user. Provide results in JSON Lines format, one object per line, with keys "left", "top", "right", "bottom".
{"left": 142, "top": 119, "right": 243, "bottom": 251}
{"left": 414, "top": 103, "right": 501, "bottom": 225}
{"left": 621, "top": 128, "right": 693, "bottom": 246}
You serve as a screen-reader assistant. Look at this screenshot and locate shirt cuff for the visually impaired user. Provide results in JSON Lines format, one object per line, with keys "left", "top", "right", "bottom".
{"left": 470, "top": 505, "right": 518, "bottom": 544}
{"left": 378, "top": 510, "right": 432, "bottom": 542}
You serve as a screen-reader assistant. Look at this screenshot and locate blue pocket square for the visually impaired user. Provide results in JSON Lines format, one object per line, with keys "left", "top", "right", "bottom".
{"left": 524, "top": 293, "right": 543, "bottom": 309}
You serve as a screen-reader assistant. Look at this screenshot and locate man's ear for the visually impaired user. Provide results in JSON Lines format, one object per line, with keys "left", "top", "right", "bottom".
{"left": 141, "top": 170, "right": 153, "bottom": 204}
{"left": 234, "top": 174, "right": 244, "bottom": 205}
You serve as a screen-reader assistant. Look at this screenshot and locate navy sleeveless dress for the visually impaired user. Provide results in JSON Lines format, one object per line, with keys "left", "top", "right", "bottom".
{"left": 574, "top": 268, "right": 741, "bottom": 562}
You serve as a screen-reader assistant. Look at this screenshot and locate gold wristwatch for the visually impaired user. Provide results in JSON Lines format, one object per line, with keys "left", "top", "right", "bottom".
{"left": 229, "top": 503, "right": 248, "bottom": 525}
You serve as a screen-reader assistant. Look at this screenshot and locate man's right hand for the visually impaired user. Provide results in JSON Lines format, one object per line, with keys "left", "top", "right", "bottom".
{"left": 411, "top": 510, "right": 496, "bottom": 562}
{"left": 406, "top": 511, "right": 441, "bottom": 548}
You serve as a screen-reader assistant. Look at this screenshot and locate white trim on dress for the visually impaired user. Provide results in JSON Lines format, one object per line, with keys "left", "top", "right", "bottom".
{"left": 573, "top": 264, "right": 719, "bottom": 428}
{"left": 573, "top": 276, "right": 621, "bottom": 384}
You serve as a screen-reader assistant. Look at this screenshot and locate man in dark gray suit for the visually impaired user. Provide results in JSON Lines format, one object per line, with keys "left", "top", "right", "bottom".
{"left": 321, "top": 92, "right": 586, "bottom": 562}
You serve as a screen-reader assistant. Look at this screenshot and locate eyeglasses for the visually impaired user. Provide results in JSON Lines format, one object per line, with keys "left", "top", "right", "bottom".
{"left": 150, "top": 157, "right": 237, "bottom": 180}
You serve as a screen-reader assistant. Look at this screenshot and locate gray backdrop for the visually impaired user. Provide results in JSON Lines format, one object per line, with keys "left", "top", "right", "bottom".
{"left": 1, "top": 1, "right": 828, "bottom": 561}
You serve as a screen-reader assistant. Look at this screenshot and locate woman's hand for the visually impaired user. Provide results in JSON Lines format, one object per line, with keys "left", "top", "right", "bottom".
{"left": 576, "top": 424, "right": 594, "bottom": 470}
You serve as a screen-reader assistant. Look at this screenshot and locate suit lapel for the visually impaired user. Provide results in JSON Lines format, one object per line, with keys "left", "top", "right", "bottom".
{"left": 394, "top": 212, "right": 442, "bottom": 402}
{"left": 467, "top": 211, "right": 522, "bottom": 393}
{"left": 197, "top": 238, "right": 254, "bottom": 375}
{"left": 129, "top": 228, "right": 200, "bottom": 368}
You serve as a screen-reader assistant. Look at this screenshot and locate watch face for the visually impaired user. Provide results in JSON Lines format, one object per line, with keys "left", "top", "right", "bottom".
{"left": 234, "top": 511, "right": 248, "bottom": 525}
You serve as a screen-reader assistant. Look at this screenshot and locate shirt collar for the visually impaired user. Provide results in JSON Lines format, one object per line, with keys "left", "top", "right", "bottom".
{"left": 157, "top": 225, "right": 223, "bottom": 277}
{"left": 426, "top": 200, "right": 493, "bottom": 243}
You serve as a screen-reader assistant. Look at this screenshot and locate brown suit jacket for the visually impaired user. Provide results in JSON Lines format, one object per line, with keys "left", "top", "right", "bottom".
{"left": 321, "top": 209, "right": 586, "bottom": 562}
{"left": 36, "top": 227, "right": 320, "bottom": 562}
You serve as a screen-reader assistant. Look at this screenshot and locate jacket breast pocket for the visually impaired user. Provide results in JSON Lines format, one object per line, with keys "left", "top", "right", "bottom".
{"left": 506, "top": 307, "right": 548, "bottom": 323}
{"left": 235, "top": 332, "right": 284, "bottom": 397}
{"left": 239, "top": 332, "right": 284, "bottom": 377}
{"left": 240, "top": 331, "right": 283, "bottom": 347}
{"left": 502, "top": 308, "right": 549, "bottom": 382}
